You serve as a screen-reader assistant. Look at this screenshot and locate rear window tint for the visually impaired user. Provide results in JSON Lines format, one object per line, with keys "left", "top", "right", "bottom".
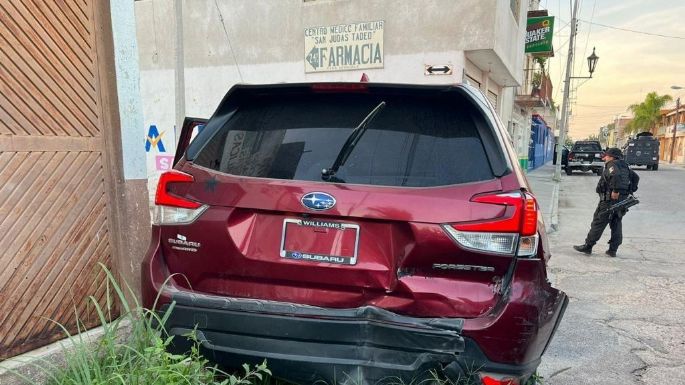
{"left": 572, "top": 142, "right": 602, "bottom": 152}
{"left": 194, "top": 94, "right": 494, "bottom": 187}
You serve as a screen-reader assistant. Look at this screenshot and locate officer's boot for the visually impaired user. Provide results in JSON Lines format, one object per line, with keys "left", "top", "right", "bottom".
{"left": 605, "top": 249, "right": 617, "bottom": 258}
{"left": 573, "top": 243, "right": 593, "bottom": 255}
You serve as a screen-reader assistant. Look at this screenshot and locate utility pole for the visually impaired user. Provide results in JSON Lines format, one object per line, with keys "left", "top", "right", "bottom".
{"left": 174, "top": 0, "right": 186, "bottom": 144}
{"left": 553, "top": 0, "right": 580, "bottom": 181}
{"left": 670, "top": 97, "right": 681, "bottom": 163}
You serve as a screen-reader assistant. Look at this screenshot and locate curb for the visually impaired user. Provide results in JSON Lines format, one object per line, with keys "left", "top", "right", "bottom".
{"left": 549, "top": 180, "right": 560, "bottom": 233}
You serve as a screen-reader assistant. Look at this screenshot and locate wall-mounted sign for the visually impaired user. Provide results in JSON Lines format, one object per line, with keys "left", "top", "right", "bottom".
{"left": 304, "top": 20, "right": 384, "bottom": 73}
{"left": 155, "top": 155, "right": 175, "bottom": 171}
{"left": 525, "top": 16, "right": 555, "bottom": 55}
{"left": 145, "top": 125, "right": 166, "bottom": 152}
{"left": 424, "top": 65, "right": 453, "bottom": 75}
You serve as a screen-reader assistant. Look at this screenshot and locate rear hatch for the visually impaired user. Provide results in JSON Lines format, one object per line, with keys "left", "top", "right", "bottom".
{"left": 625, "top": 138, "right": 659, "bottom": 164}
{"left": 155, "top": 84, "right": 536, "bottom": 318}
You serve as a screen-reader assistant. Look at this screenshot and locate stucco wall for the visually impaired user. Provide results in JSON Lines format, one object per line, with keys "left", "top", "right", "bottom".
{"left": 135, "top": 0, "right": 527, "bottom": 196}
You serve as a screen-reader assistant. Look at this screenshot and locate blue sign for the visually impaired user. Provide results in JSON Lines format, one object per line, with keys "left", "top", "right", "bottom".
{"left": 145, "top": 125, "right": 166, "bottom": 152}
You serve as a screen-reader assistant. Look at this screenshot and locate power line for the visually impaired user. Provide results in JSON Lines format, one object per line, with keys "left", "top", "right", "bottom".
{"left": 579, "top": 19, "right": 685, "bottom": 40}
{"left": 576, "top": 104, "right": 627, "bottom": 108}
{"left": 214, "top": 0, "right": 244, "bottom": 82}
{"left": 580, "top": 0, "right": 597, "bottom": 64}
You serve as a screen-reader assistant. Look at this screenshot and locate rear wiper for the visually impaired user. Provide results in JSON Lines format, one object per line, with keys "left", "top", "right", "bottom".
{"left": 322, "top": 101, "right": 386, "bottom": 182}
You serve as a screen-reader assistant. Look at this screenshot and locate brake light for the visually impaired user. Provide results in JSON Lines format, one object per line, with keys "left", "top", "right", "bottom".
{"left": 153, "top": 171, "right": 207, "bottom": 226}
{"left": 481, "top": 374, "right": 519, "bottom": 385}
{"left": 521, "top": 192, "right": 538, "bottom": 236}
{"left": 568, "top": 151, "right": 575, "bottom": 160}
{"left": 311, "top": 83, "right": 368, "bottom": 92}
{"left": 155, "top": 170, "right": 201, "bottom": 209}
{"left": 443, "top": 191, "right": 539, "bottom": 257}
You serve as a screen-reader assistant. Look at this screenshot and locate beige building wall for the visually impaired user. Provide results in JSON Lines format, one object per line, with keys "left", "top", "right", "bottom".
{"left": 134, "top": 0, "right": 528, "bottom": 193}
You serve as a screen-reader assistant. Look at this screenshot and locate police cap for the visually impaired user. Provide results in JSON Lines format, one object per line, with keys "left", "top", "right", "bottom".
{"left": 603, "top": 147, "right": 623, "bottom": 159}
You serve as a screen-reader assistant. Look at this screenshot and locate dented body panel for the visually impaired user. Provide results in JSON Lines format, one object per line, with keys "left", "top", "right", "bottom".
{"left": 141, "top": 83, "right": 567, "bottom": 385}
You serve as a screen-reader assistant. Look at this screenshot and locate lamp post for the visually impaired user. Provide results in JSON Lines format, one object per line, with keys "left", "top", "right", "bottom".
{"left": 670, "top": 85, "right": 683, "bottom": 163}
{"left": 552, "top": 0, "right": 600, "bottom": 182}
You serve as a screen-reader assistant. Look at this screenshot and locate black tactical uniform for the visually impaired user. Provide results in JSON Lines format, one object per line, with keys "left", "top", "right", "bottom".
{"left": 574, "top": 148, "right": 631, "bottom": 257}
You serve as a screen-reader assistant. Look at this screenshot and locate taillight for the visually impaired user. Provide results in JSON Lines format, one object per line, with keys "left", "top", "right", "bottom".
{"left": 568, "top": 151, "right": 575, "bottom": 160}
{"left": 153, "top": 171, "right": 207, "bottom": 225}
{"left": 480, "top": 374, "right": 520, "bottom": 385}
{"left": 521, "top": 192, "right": 538, "bottom": 236}
{"left": 442, "top": 191, "right": 539, "bottom": 257}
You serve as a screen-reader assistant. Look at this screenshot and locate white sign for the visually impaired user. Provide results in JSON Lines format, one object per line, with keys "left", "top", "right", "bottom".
{"left": 304, "top": 20, "right": 384, "bottom": 73}
{"left": 424, "top": 64, "right": 453, "bottom": 75}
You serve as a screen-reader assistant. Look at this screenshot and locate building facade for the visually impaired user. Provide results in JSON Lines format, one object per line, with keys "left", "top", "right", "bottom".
{"left": 134, "top": 0, "right": 530, "bottom": 191}
{"left": 655, "top": 104, "right": 685, "bottom": 164}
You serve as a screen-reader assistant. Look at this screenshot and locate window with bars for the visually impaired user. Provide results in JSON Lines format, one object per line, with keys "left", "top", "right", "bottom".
{"left": 487, "top": 90, "right": 498, "bottom": 110}
{"left": 464, "top": 74, "right": 481, "bottom": 88}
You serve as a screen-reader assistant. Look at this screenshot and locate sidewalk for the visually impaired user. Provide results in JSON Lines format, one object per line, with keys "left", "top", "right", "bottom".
{"left": 525, "top": 162, "right": 559, "bottom": 233}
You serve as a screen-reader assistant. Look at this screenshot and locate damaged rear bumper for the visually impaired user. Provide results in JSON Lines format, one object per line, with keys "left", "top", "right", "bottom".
{"left": 160, "top": 292, "right": 538, "bottom": 385}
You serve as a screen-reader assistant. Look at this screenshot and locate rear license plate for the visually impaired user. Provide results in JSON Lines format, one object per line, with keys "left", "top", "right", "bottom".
{"left": 280, "top": 219, "right": 360, "bottom": 265}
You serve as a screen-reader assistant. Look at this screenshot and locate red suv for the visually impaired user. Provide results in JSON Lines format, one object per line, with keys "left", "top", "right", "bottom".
{"left": 142, "top": 83, "right": 567, "bottom": 385}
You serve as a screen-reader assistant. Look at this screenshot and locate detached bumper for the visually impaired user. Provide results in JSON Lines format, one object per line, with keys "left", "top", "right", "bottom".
{"left": 160, "top": 292, "right": 536, "bottom": 385}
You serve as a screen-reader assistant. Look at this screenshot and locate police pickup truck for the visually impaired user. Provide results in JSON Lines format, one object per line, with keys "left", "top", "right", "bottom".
{"left": 565, "top": 140, "right": 604, "bottom": 175}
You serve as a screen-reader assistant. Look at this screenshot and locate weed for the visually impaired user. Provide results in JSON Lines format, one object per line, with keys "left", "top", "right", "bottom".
{"left": 6, "top": 264, "right": 270, "bottom": 385}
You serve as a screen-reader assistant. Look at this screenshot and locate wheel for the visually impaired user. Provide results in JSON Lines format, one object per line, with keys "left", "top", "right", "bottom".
{"left": 594, "top": 170, "right": 602, "bottom": 175}
{"left": 652, "top": 164, "right": 658, "bottom": 171}
{"left": 565, "top": 167, "right": 572, "bottom": 175}
{"left": 646, "top": 165, "right": 652, "bottom": 170}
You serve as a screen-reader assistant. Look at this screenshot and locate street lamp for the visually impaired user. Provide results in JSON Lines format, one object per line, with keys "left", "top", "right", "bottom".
{"left": 587, "top": 47, "right": 599, "bottom": 77}
{"left": 553, "top": 30, "right": 600, "bottom": 182}
{"left": 569, "top": 47, "right": 599, "bottom": 80}
{"left": 669, "top": 85, "right": 683, "bottom": 163}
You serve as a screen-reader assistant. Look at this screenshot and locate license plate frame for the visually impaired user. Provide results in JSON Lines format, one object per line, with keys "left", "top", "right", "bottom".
{"left": 279, "top": 219, "right": 360, "bottom": 265}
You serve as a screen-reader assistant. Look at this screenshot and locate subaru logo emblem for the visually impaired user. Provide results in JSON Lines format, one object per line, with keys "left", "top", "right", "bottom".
{"left": 301, "top": 192, "right": 336, "bottom": 211}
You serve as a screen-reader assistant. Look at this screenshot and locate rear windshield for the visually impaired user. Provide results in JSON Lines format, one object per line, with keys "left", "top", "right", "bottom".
{"left": 193, "top": 93, "right": 494, "bottom": 187}
{"left": 572, "top": 142, "right": 602, "bottom": 152}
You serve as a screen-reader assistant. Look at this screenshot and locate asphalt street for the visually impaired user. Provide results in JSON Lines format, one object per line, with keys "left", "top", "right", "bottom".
{"left": 538, "top": 164, "right": 685, "bottom": 384}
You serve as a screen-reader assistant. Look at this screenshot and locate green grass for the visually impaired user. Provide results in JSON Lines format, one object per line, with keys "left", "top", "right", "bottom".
{"left": 7, "top": 264, "right": 270, "bottom": 385}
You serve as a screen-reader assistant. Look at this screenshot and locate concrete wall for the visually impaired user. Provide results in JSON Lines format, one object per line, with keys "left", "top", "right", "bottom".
{"left": 134, "top": 0, "right": 527, "bottom": 193}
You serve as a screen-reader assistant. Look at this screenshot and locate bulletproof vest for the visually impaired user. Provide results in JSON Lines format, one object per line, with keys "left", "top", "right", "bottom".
{"left": 612, "top": 160, "right": 631, "bottom": 191}
{"left": 598, "top": 159, "right": 631, "bottom": 196}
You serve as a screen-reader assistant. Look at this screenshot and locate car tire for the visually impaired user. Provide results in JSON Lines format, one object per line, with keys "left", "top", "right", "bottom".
{"left": 646, "top": 165, "right": 652, "bottom": 170}
{"left": 565, "top": 168, "right": 572, "bottom": 175}
{"left": 652, "top": 164, "right": 658, "bottom": 171}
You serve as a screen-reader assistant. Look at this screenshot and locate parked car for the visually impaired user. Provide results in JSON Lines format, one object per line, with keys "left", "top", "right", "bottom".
{"left": 623, "top": 132, "right": 660, "bottom": 170}
{"left": 142, "top": 83, "right": 567, "bottom": 385}
{"left": 565, "top": 140, "right": 604, "bottom": 175}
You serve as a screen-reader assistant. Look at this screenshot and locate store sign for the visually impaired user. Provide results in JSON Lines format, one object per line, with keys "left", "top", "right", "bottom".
{"left": 304, "top": 20, "right": 384, "bottom": 73}
{"left": 525, "top": 16, "right": 554, "bottom": 54}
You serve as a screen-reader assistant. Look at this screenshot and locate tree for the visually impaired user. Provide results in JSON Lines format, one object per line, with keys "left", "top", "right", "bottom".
{"left": 586, "top": 134, "right": 599, "bottom": 141}
{"left": 564, "top": 136, "right": 574, "bottom": 147}
{"left": 626, "top": 92, "right": 673, "bottom": 134}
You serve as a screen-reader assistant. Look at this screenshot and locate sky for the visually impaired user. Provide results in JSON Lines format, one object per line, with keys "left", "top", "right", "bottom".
{"left": 541, "top": 0, "right": 685, "bottom": 140}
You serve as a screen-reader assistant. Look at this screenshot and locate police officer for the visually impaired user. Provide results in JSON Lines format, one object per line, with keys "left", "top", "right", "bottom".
{"left": 573, "top": 147, "right": 631, "bottom": 257}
